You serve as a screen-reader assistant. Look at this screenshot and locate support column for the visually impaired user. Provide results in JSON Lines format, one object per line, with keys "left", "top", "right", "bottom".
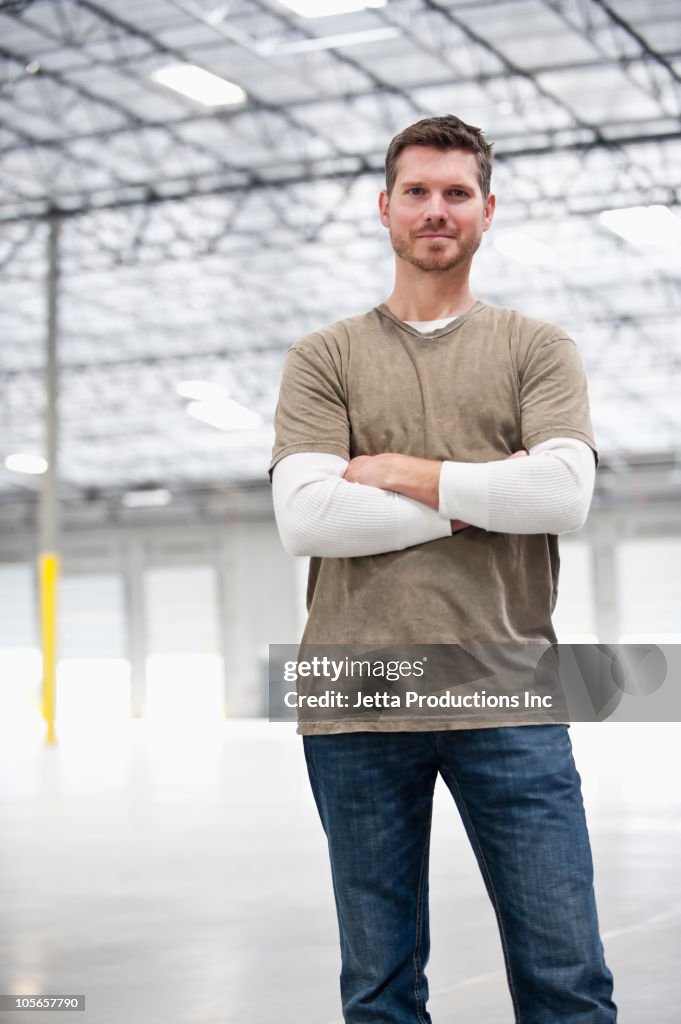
{"left": 40, "top": 217, "right": 61, "bottom": 745}
{"left": 217, "top": 525, "right": 239, "bottom": 718}
{"left": 592, "top": 515, "right": 620, "bottom": 644}
{"left": 124, "top": 538, "right": 147, "bottom": 718}
{"left": 218, "top": 519, "right": 301, "bottom": 719}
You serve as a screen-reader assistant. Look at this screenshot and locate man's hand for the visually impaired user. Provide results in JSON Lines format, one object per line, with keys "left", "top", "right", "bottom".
{"left": 344, "top": 454, "right": 440, "bottom": 508}
{"left": 344, "top": 454, "right": 404, "bottom": 489}
{"left": 344, "top": 450, "right": 529, "bottom": 534}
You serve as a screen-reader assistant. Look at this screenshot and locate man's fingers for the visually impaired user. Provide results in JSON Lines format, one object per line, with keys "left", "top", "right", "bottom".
{"left": 450, "top": 519, "right": 470, "bottom": 534}
{"left": 344, "top": 455, "right": 373, "bottom": 482}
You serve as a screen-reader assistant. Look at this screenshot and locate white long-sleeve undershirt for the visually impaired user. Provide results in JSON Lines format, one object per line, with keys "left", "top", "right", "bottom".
{"left": 439, "top": 437, "right": 595, "bottom": 533}
{"left": 271, "top": 437, "right": 596, "bottom": 558}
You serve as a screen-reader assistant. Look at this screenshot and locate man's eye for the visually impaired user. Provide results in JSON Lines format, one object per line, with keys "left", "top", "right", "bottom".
{"left": 407, "top": 188, "right": 423, "bottom": 195}
{"left": 450, "top": 189, "right": 468, "bottom": 197}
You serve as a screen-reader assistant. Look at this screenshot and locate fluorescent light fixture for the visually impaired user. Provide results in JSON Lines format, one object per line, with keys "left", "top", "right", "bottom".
{"left": 493, "top": 230, "right": 556, "bottom": 266}
{"left": 151, "top": 64, "right": 246, "bottom": 107}
{"left": 177, "top": 380, "right": 231, "bottom": 403}
{"left": 122, "top": 488, "right": 172, "bottom": 508}
{"left": 555, "top": 633, "right": 599, "bottom": 645}
{"left": 187, "top": 399, "right": 263, "bottom": 431}
{"left": 599, "top": 205, "right": 681, "bottom": 249}
{"left": 278, "top": 0, "right": 386, "bottom": 17}
{"left": 4, "top": 453, "right": 48, "bottom": 475}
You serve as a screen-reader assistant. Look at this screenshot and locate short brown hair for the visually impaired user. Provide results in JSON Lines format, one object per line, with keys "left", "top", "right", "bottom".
{"left": 384, "top": 114, "right": 493, "bottom": 198}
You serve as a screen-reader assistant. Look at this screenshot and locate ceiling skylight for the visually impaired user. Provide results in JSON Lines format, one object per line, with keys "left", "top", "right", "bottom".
{"left": 278, "top": 0, "right": 386, "bottom": 18}
{"left": 599, "top": 205, "right": 681, "bottom": 250}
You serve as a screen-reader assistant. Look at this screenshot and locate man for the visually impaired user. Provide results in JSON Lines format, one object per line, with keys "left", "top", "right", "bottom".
{"left": 269, "top": 115, "right": 617, "bottom": 1023}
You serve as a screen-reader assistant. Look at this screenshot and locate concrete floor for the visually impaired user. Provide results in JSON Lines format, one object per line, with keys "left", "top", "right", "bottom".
{"left": 0, "top": 718, "right": 679, "bottom": 1024}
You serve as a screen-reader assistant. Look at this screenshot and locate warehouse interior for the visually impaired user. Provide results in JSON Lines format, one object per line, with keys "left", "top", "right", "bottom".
{"left": 0, "top": 1, "right": 680, "bottom": 1022}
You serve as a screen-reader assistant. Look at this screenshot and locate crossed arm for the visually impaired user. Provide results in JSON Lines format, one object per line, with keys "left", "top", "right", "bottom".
{"left": 344, "top": 448, "right": 530, "bottom": 532}
{"left": 272, "top": 438, "right": 596, "bottom": 558}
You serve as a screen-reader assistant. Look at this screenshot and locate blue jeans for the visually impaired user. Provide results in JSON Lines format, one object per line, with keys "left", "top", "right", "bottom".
{"left": 304, "top": 726, "right": 616, "bottom": 1023}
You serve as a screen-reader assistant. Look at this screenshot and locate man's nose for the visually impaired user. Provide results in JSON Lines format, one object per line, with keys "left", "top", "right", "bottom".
{"left": 423, "top": 194, "right": 448, "bottom": 221}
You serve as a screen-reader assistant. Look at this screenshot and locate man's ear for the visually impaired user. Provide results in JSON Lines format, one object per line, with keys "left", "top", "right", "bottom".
{"left": 483, "top": 192, "right": 496, "bottom": 232}
{"left": 378, "top": 189, "right": 390, "bottom": 229}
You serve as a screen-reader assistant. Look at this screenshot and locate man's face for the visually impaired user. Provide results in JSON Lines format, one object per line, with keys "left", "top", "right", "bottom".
{"left": 379, "top": 146, "right": 495, "bottom": 273}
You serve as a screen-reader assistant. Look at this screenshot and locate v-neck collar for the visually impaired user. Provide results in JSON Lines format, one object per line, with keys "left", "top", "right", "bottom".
{"left": 375, "top": 300, "right": 486, "bottom": 339}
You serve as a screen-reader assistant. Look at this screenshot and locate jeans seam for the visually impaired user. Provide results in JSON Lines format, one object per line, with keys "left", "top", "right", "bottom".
{"left": 412, "top": 806, "right": 432, "bottom": 1024}
{"left": 439, "top": 761, "right": 521, "bottom": 1024}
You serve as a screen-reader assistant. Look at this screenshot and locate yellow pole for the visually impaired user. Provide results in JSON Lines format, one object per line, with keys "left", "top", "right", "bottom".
{"left": 40, "top": 217, "right": 61, "bottom": 745}
{"left": 39, "top": 552, "right": 59, "bottom": 745}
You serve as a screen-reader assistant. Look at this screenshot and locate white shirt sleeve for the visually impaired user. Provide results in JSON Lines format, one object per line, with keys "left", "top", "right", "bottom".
{"left": 271, "top": 452, "right": 451, "bottom": 557}
{"left": 438, "top": 437, "right": 596, "bottom": 534}
{"left": 272, "top": 437, "right": 596, "bottom": 559}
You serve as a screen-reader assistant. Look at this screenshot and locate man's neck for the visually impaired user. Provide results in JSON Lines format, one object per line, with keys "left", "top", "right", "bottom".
{"left": 384, "top": 261, "right": 476, "bottom": 322}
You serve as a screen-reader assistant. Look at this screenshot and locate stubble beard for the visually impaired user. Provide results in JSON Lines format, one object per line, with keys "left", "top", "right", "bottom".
{"left": 390, "top": 227, "right": 481, "bottom": 273}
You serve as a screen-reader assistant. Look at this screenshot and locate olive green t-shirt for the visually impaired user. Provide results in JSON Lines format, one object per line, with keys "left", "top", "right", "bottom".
{"left": 270, "top": 301, "right": 597, "bottom": 730}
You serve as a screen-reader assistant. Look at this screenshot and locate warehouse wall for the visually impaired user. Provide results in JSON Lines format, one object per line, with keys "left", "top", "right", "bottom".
{"left": 0, "top": 505, "right": 679, "bottom": 729}
{"left": 0, "top": 517, "right": 301, "bottom": 726}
